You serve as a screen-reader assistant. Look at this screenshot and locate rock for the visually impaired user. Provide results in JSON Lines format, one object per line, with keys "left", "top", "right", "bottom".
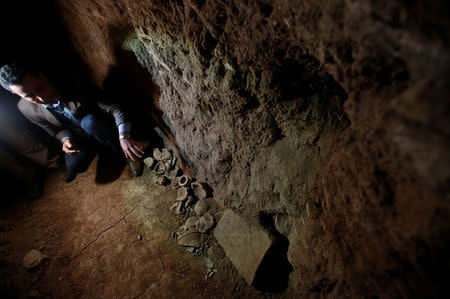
{"left": 191, "top": 182, "right": 208, "bottom": 200}
{"left": 143, "top": 157, "right": 155, "bottom": 168}
{"left": 178, "top": 175, "right": 191, "bottom": 187}
{"left": 23, "top": 249, "right": 48, "bottom": 270}
{"left": 137, "top": 234, "right": 143, "bottom": 241}
{"left": 214, "top": 210, "right": 274, "bottom": 285}
{"left": 196, "top": 213, "right": 215, "bottom": 233}
{"left": 176, "top": 187, "right": 189, "bottom": 201}
{"left": 129, "top": 159, "right": 144, "bottom": 177}
{"left": 194, "top": 199, "right": 210, "bottom": 217}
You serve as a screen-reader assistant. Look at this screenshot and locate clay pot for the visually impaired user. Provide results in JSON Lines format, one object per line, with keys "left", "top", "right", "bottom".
{"left": 191, "top": 182, "right": 208, "bottom": 200}
{"left": 176, "top": 187, "right": 189, "bottom": 202}
{"left": 153, "top": 161, "right": 166, "bottom": 175}
{"left": 178, "top": 175, "right": 191, "bottom": 187}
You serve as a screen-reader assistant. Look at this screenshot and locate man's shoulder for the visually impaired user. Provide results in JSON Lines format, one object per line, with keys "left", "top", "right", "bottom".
{"left": 17, "top": 99, "right": 45, "bottom": 118}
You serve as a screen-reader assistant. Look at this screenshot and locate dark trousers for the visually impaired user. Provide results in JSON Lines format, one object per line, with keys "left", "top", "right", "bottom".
{"left": 65, "top": 113, "right": 123, "bottom": 174}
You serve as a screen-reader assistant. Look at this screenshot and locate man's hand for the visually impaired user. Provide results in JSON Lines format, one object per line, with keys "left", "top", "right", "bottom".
{"left": 62, "top": 139, "right": 80, "bottom": 155}
{"left": 120, "top": 137, "right": 145, "bottom": 161}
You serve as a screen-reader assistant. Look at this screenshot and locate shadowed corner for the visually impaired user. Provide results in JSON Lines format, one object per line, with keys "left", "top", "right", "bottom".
{"left": 253, "top": 212, "right": 293, "bottom": 293}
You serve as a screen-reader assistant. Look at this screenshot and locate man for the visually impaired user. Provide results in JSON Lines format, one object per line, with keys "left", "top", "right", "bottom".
{"left": 0, "top": 62, "right": 146, "bottom": 182}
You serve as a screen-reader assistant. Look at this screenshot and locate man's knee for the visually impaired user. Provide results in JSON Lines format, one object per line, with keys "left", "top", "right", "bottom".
{"left": 81, "top": 114, "right": 97, "bottom": 135}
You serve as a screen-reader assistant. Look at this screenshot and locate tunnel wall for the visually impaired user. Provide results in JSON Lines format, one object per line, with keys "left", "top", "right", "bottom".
{"left": 52, "top": 0, "right": 450, "bottom": 296}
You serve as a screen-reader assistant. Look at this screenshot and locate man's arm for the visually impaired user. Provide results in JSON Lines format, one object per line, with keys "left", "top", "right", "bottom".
{"left": 18, "top": 99, "right": 79, "bottom": 155}
{"left": 97, "top": 101, "right": 144, "bottom": 161}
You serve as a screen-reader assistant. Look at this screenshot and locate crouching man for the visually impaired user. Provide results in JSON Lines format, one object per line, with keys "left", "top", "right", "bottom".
{"left": 0, "top": 62, "right": 146, "bottom": 182}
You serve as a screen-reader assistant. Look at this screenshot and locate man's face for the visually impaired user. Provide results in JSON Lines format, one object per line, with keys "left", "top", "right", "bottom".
{"left": 9, "top": 73, "right": 58, "bottom": 105}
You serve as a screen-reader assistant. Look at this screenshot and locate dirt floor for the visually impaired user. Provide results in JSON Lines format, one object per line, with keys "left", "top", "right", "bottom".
{"left": 0, "top": 157, "right": 283, "bottom": 298}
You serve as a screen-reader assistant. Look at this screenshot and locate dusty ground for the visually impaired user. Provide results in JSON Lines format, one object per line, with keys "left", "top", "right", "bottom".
{"left": 0, "top": 158, "right": 280, "bottom": 298}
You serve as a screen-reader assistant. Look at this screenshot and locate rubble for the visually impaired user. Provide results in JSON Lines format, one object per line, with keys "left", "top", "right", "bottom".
{"left": 178, "top": 175, "right": 191, "bottom": 187}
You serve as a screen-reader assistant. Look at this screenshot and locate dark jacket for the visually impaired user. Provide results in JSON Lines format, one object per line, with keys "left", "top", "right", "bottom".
{"left": 17, "top": 96, "right": 127, "bottom": 142}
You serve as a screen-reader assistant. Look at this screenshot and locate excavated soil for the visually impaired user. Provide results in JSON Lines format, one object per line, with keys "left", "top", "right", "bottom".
{"left": 0, "top": 160, "right": 279, "bottom": 298}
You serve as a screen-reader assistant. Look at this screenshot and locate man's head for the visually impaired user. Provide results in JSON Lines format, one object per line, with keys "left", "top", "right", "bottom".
{"left": 0, "top": 63, "right": 58, "bottom": 104}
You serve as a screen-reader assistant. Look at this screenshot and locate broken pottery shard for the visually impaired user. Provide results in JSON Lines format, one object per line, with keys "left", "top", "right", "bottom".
{"left": 185, "top": 196, "right": 196, "bottom": 207}
{"left": 153, "top": 148, "right": 162, "bottom": 160}
{"left": 171, "top": 155, "right": 177, "bottom": 167}
{"left": 153, "top": 161, "right": 166, "bottom": 175}
{"left": 185, "top": 217, "right": 198, "bottom": 230}
{"left": 143, "top": 157, "right": 155, "bottom": 168}
{"left": 178, "top": 175, "right": 191, "bottom": 187}
{"left": 194, "top": 199, "right": 210, "bottom": 217}
{"left": 175, "top": 202, "right": 185, "bottom": 214}
{"left": 23, "top": 249, "right": 48, "bottom": 270}
{"left": 191, "top": 182, "right": 208, "bottom": 200}
{"left": 177, "top": 229, "right": 201, "bottom": 247}
{"left": 195, "top": 212, "right": 215, "bottom": 233}
{"left": 214, "top": 210, "right": 274, "bottom": 285}
{"left": 154, "top": 175, "right": 170, "bottom": 186}
{"left": 176, "top": 187, "right": 189, "bottom": 202}
{"left": 160, "top": 148, "right": 172, "bottom": 161}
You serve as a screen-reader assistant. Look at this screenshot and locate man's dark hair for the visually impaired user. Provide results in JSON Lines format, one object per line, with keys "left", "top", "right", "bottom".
{"left": 0, "top": 62, "right": 40, "bottom": 91}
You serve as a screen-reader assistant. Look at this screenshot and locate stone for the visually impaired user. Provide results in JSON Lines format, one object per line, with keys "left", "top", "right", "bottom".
{"left": 191, "top": 182, "right": 208, "bottom": 200}
{"left": 214, "top": 210, "right": 274, "bottom": 285}
{"left": 23, "top": 249, "right": 48, "bottom": 270}
{"left": 143, "top": 157, "right": 155, "bottom": 168}
{"left": 195, "top": 213, "right": 215, "bottom": 233}
{"left": 194, "top": 199, "right": 210, "bottom": 217}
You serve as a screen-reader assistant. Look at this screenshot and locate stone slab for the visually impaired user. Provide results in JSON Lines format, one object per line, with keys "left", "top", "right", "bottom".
{"left": 214, "top": 209, "right": 273, "bottom": 285}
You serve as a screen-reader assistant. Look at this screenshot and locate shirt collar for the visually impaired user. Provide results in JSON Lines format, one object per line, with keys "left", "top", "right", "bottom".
{"left": 43, "top": 100, "right": 61, "bottom": 109}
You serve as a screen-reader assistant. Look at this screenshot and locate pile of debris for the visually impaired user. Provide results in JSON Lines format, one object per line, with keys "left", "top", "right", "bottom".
{"left": 143, "top": 148, "right": 219, "bottom": 255}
